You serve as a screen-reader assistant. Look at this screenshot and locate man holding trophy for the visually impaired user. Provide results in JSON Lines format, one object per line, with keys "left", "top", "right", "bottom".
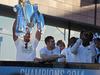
{"left": 13, "top": 0, "right": 45, "bottom": 61}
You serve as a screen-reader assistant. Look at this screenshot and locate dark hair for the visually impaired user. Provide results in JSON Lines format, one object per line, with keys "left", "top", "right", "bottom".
{"left": 68, "top": 37, "right": 78, "bottom": 47}
{"left": 85, "top": 31, "right": 93, "bottom": 41}
{"left": 80, "top": 30, "right": 93, "bottom": 41}
{"left": 45, "top": 36, "right": 54, "bottom": 44}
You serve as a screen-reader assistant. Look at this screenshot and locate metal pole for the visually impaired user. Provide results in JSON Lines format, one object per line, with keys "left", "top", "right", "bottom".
{"left": 94, "top": 0, "right": 97, "bottom": 26}
{"left": 64, "top": 28, "right": 66, "bottom": 41}
{"left": 0, "top": 37, "right": 2, "bottom": 56}
{"left": 68, "top": 24, "right": 71, "bottom": 47}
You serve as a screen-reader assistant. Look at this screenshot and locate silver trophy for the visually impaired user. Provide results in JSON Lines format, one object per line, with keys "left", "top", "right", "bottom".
{"left": 14, "top": 3, "right": 26, "bottom": 36}
{"left": 13, "top": 0, "right": 45, "bottom": 37}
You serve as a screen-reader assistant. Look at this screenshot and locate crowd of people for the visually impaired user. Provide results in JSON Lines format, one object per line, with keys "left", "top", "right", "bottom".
{"left": 13, "top": 18, "right": 100, "bottom": 64}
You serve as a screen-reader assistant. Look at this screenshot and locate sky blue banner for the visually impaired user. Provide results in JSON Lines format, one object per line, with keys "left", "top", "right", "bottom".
{"left": 0, "top": 66, "right": 100, "bottom": 75}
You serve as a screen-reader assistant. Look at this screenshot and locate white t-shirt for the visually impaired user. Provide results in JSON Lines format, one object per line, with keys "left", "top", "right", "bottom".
{"left": 40, "top": 47, "right": 60, "bottom": 58}
{"left": 15, "top": 38, "right": 39, "bottom": 61}
{"left": 76, "top": 44, "right": 95, "bottom": 63}
{"left": 71, "top": 39, "right": 96, "bottom": 63}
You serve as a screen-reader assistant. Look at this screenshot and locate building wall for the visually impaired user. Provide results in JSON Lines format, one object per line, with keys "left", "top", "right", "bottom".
{"left": 0, "top": 0, "right": 100, "bottom": 27}
{"left": 80, "top": 0, "right": 94, "bottom": 6}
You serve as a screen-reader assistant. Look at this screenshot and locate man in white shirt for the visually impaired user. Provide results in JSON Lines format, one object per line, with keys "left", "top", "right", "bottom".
{"left": 13, "top": 19, "right": 41, "bottom": 61}
{"left": 93, "top": 38, "right": 100, "bottom": 63}
{"left": 61, "top": 37, "right": 78, "bottom": 62}
{"left": 70, "top": 31, "right": 96, "bottom": 63}
{"left": 40, "top": 36, "right": 64, "bottom": 62}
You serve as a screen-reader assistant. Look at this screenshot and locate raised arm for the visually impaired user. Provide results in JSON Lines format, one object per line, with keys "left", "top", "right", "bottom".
{"left": 70, "top": 39, "right": 82, "bottom": 55}
{"left": 35, "top": 30, "right": 41, "bottom": 41}
{"left": 12, "top": 19, "right": 18, "bottom": 41}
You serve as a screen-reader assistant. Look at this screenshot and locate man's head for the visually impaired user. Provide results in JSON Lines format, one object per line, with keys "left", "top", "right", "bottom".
{"left": 80, "top": 31, "right": 93, "bottom": 41}
{"left": 57, "top": 40, "right": 65, "bottom": 50}
{"left": 80, "top": 30, "right": 93, "bottom": 46}
{"left": 24, "top": 32, "right": 30, "bottom": 42}
{"left": 45, "top": 36, "right": 55, "bottom": 50}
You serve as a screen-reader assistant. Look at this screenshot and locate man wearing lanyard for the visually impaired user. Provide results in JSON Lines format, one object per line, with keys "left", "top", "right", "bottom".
{"left": 13, "top": 19, "right": 42, "bottom": 62}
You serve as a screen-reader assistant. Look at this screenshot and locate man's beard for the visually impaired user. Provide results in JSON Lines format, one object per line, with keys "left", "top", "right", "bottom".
{"left": 24, "top": 39, "right": 30, "bottom": 42}
{"left": 82, "top": 40, "right": 90, "bottom": 47}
